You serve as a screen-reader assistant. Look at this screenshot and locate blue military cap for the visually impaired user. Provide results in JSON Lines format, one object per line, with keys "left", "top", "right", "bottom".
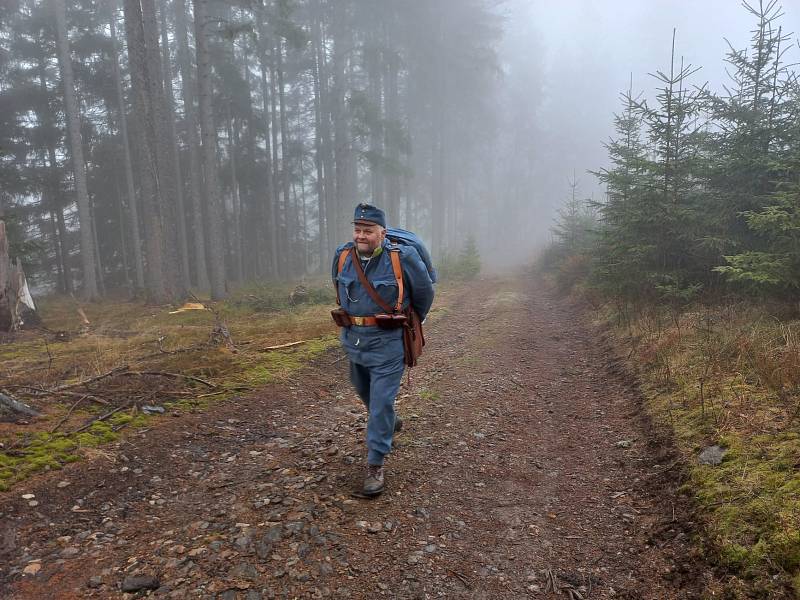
{"left": 353, "top": 203, "right": 386, "bottom": 228}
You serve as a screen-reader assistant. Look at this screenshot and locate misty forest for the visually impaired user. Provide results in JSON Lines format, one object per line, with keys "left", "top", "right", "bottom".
{"left": 2, "top": 1, "right": 800, "bottom": 598}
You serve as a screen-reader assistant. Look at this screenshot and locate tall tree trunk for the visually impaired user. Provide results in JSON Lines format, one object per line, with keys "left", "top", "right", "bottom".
{"left": 268, "top": 49, "right": 284, "bottom": 277}
{"left": 312, "top": 0, "right": 336, "bottom": 256}
{"left": 48, "top": 209, "right": 69, "bottom": 293}
{"left": 241, "top": 44, "right": 259, "bottom": 280}
{"left": 331, "top": 10, "right": 355, "bottom": 246}
{"left": 366, "top": 36, "right": 384, "bottom": 208}
{"left": 123, "top": 0, "right": 168, "bottom": 303}
{"left": 52, "top": 0, "right": 99, "bottom": 299}
{"left": 174, "top": 0, "right": 210, "bottom": 290}
{"left": 53, "top": 196, "right": 73, "bottom": 293}
{"left": 431, "top": 19, "right": 446, "bottom": 258}
{"left": 109, "top": 5, "right": 145, "bottom": 289}
{"left": 384, "top": 47, "right": 401, "bottom": 226}
{"left": 158, "top": 0, "right": 191, "bottom": 291}
{"left": 114, "top": 178, "right": 132, "bottom": 289}
{"left": 193, "top": 0, "right": 227, "bottom": 299}
{"left": 276, "top": 39, "right": 294, "bottom": 276}
{"left": 310, "top": 3, "right": 327, "bottom": 264}
{"left": 141, "top": 0, "right": 181, "bottom": 299}
{"left": 298, "top": 154, "right": 309, "bottom": 272}
{"left": 90, "top": 197, "right": 106, "bottom": 295}
{"left": 226, "top": 104, "right": 244, "bottom": 283}
{"left": 259, "top": 59, "right": 279, "bottom": 278}
{"left": 36, "top": 55, "right": 73, "bottom": 294}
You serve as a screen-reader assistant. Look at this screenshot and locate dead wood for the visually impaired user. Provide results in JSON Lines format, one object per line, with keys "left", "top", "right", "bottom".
{"left": 260, "top": 339, "right": 311, "bottom": 351}
{"left": 49, "top": 394, "right": 89, "bottom": 433}
{"left": 187, "top": 292, "right": 237, "bottom": 353}
{"left": 0, "top": 391, "right": 41, "bottom": 421}
{"left": 446, "top": 569, "right": 473, "bottom": 590}
{"left": 70, "top": 402, "right": 132, "bottom": 434}
{"left": 120, "top": 371, "right": 216, "bottom": 388}
{"left": 138, "top": 340, "right": 209, "bottom": 360}
{"left": 53, "top": 365, "right": 131, "bottom": 392}
{"left": 0, "top": 221, "right": 37, "bottom": 332}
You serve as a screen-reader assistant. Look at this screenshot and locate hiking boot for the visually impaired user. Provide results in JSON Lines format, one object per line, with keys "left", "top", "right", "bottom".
{"left": 363, "top": 464, "right": 385, "bottom": 496}
{"left": 394, "top": 416, "right": 403, "bottom": 433}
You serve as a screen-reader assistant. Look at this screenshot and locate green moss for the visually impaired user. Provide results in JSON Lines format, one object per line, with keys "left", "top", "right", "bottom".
{"left": 0, "top": 276, "right": 453, "bottom": 495}
{"left": 238, "top": 335, "right": 338, "bottom": 386}
{"left": 614, "top": 305, "right": 800, "bottom": 593}
{"left": 791, "top": 572, "right": 800, "bottom": 597}
{"left": 720, "top": 543, "right": 751, "bottom": 569}
{"left": 418, "top": 389, "right": 441, "bottom": 402}
{"left": 75, "top": 422, "right": 118, "bottom": 446}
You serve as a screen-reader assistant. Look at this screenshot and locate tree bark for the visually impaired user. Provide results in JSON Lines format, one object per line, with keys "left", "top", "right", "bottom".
{"left": 52, "top": 0, "right": 99, "bottom": 299}
{"left": 36, "top": 55, "right": 73, "bottom": 294}
{"left": 174, "top": 0, "right": 210, "bottom": 290}
{"left": 384, "top": 46, "right": 401, "bottom": 226}
{"left": 158, "top": 0, "right": 191, "bottom": 292}
{"left": 313, "top": 1, "right": 337, "bottom": 259}
{"left": 109, "top": 5, "right": 145, "bottom": 289}
{"left": 141, "top": 0, "right": 182, "bottom": 299}
{"left": 123, "top": 0, "right": 168, "bottom": 303}
{"left": 0, "top": 221, "right": 13, "bottom": 330}
{"left": 331, "top": 9, "right": 355, "bottom": 246}
{"left": 366, "top": 35, "right": 384, "bottom": 208}
{"left": 193, "top": 0, "right": 227, "bottom": 299}
{"left": 276, "top": 39, "right": 294, "bottom": 276}
{"left": 268, "top": 47, "right": 284, "bottom": 276}
{"left": 258, "top": 59, "right": 279, "bottom": 279}
{"left": 226, "top": 104, "right": 244, "bottom": 283}
{"left": 240, "top": 43, "right": 260, "bottom": 280}
{"left": 310, "top": 1, "right": 328, "bottom": 264}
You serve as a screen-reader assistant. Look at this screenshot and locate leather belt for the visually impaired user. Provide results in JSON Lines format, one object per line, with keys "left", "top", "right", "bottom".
{"left": 349, "top": 315, "right": 378, "bottom": 326}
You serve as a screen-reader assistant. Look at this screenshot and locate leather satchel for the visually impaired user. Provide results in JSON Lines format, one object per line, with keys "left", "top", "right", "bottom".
{"left": 402, "top": 307, "right": 425, "bottom": 367}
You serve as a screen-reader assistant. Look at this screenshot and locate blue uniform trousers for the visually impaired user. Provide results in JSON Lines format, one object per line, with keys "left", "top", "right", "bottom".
{"left": 342, "top": 326, "right": 405, "bottom": 466}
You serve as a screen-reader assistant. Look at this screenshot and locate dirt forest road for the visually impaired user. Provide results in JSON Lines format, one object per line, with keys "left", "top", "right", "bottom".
{"left": 1, "top": 274, "right": 709, "bottom": 599}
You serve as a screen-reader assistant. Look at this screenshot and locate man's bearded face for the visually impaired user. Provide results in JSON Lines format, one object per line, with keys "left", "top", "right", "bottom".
{"left": 353, "top": 222, "right": 385, "bottom": 255}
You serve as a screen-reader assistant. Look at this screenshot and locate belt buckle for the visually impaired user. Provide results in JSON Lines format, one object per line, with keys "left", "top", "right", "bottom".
{"left": 351, "top": 316, "right": 365, "bottom": 326}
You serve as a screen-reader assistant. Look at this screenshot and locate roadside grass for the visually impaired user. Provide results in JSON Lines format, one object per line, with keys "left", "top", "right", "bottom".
{"left": 0, "top": 279, "right": 456, "bottom": 492}
{"left": 599, "top": 302, "right": 800, "bottom": 597}
{"left": 0, "top": 280, "right": 341, "bottom": 491}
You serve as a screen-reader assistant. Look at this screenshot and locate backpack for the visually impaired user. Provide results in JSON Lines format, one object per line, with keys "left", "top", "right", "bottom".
{"left": 386, "top": 227, "right": 437, "bottom": 283}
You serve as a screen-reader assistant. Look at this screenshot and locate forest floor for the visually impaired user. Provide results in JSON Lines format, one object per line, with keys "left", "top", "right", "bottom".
{"left": 0, "top": 273, "right": 718, "bottom": 599}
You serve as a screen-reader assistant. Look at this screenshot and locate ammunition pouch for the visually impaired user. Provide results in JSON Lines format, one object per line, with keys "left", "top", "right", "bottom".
{"left": 330, "top": 308, "right": 351, "bottom": 327}
{"left": 375, "top": 313, "right": 407, "bottom": 330}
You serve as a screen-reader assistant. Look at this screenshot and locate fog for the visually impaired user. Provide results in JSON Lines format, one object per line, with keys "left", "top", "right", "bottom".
{"left": 1, "top": 0, "right": 798, "bottom": 300}
{"left": 499, "top": 0, "right": 798, "bottom": 249}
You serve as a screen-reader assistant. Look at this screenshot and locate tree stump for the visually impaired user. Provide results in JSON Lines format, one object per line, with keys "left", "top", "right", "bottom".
{"left": 0, "top": 220, "right": 36, "bottom": 332}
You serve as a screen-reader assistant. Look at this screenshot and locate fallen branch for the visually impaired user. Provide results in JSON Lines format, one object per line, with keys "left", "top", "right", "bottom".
{"left": 446, "top": 569, "right": 473, "bottom": 590}
{"left": 121, "top": 371, "right": 216, "bottom": 388}
{"left": 70, "top": 402, "right": 132, "bottom": 434}
{"left": 55, "top": 390, "right": 110, "bottom": 406}
{"left": 49, "top": 394, "right": 89, "bottom": 433}
{"left": 260, "top": 339, "right": 311, "bottom": 351}
{"left": 193, "top": 386, "right": 251, "bottom": 400}
{"left": 53, "top": 365, "right": 130, "bottom": 392}
{"left": 138, "top": 341, "right": 209, "bottom": 360}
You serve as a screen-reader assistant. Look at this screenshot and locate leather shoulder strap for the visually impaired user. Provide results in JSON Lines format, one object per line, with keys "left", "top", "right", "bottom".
{"left": 389, "top": 250, "right": 404, "bottom": 312}
{"left": 335, "top": 249, "right": 350, "bottom": 306}
{"left": 350, "top": 247, "right": 395, "bottom": 313}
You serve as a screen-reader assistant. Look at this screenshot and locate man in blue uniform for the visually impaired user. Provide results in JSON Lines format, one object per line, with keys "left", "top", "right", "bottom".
{"left": 332, "top": 204, "right": 435, "bottom": 496}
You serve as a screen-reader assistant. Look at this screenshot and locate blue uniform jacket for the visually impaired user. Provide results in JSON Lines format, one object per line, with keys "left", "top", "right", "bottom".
{"left": 332, "top": 239, "right": 435, "bottom": 366}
